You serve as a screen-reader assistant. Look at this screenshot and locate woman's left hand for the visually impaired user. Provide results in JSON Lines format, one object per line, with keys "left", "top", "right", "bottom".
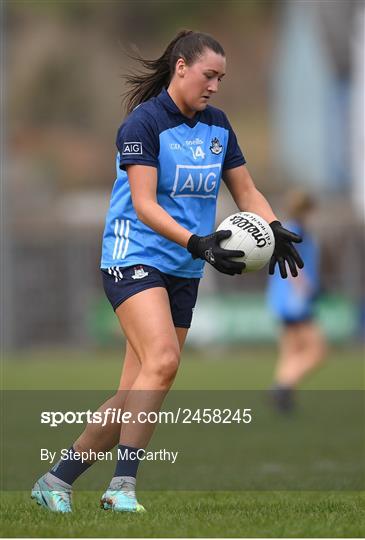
{"left": 269, "top": 221, "right": 304, "bottom": 278}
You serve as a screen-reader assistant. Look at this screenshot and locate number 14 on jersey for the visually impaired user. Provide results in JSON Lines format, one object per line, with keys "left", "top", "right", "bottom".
{"left": 189, "top": 145, "right": 206, "bottom": 160}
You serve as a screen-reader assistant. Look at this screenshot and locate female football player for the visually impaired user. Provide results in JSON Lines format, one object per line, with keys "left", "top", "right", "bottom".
{"left": 32, "top": 30, "right": 303, "bottom": 513}
{"left": 267, "top": 191, "right": 327, "bottom": 411}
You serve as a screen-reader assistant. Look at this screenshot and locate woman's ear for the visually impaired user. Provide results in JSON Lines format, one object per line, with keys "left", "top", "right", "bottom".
{"left": 175, "top": 58, "right": 186, "bottom": 78}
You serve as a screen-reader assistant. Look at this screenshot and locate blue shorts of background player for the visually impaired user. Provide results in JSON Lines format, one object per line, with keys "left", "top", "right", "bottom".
{"left": 281, "top": 313, "right": 314, "bottom": 325}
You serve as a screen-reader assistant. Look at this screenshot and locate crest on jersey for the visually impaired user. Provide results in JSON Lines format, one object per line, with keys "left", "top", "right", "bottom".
{"left": 210, "top": 137, "right": 223, "bottom": 155}
{"left": 131, "top": 266, "right": 149, "bottom": 280}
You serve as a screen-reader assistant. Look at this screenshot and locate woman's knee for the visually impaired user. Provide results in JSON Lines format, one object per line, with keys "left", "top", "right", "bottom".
{"left": 143, "top": 345, "right": 180, "bottom": 383}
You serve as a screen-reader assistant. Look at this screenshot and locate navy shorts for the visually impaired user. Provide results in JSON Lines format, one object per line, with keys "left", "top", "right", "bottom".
{"left": 281, "top": 314, "right": 314, "bottom": 326}
{"left": 101, "top": 264, "right": 200, "bottom": 328}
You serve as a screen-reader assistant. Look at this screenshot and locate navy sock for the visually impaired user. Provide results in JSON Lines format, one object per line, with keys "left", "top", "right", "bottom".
{"left": 270, "top": 384, "right": 294, "bottom": 412}
{"left": 114, "top": 444, "right": 142, "bottom": 478}
{"left": 50, "top": 446, "right": 93, "bottom": 485}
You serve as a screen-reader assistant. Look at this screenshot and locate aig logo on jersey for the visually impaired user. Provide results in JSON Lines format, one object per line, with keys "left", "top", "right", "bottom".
{"left": 171, "top": 164, "right": 221, "bottom": 199}
{"left": 122, "top": 142, "right": 143, "bottom": 155}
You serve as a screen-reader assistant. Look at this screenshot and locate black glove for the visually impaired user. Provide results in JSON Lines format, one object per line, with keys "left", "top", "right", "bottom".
{"left": 187, "top": 230, "right": 246, "bottom": 276}
{"left": 269, "top": 221, "right": 304, "bottom": 278}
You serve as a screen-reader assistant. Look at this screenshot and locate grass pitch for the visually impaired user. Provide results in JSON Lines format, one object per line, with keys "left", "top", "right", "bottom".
{"left": 1, "top": 491, "right": 364, "bottom": 538}
{"left": 3, "top": 344, "right": 364, "bottom": 390}
{"left": 1, "top": 345, "right": 364, "bottom": 537}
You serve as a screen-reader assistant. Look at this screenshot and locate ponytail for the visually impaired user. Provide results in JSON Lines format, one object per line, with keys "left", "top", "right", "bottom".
{"left": 123, "top": 30, "right": 225, "bottom": 115}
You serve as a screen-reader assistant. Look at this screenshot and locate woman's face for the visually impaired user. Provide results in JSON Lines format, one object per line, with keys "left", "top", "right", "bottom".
{"left": 174, "top": 48, "right": 226, "bottom": 116}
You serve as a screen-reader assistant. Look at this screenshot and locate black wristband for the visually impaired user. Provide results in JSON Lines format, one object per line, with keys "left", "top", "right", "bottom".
{"left": 187, "top": 234, "right": 200, "bottom": 258}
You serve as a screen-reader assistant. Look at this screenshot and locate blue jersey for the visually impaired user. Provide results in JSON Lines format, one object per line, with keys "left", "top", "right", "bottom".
{"left": 267, "top": 221, "right": 320, "bottom": 321}
{"left": 100, "top": 88, "right": 245, "bottom": 277}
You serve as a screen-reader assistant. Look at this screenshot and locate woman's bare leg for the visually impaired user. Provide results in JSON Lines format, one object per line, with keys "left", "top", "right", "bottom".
{"left": 74, "top": 306, "right": 188, "bottom": 452}
{"left": 73, "top": 341, "right": 141, "bottom": 455}
{"left": 275, "top": 321, "right": 327, "bottom": 388}
{"left": 115, "top": 287, "right": 186, "bottom": 448}
{"left": 74, "top": 318, "right": 187, "bottom": 455}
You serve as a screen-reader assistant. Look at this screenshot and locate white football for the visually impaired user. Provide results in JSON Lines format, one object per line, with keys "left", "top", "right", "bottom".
{"left": 216, "top": 212, "right": 275, "bottom": 272}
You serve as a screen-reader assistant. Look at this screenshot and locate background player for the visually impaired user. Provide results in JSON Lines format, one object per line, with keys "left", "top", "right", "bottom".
{"left": 31, "top": 30, "right": 303, "bottom": 513}
{"left": 267, "top": 191, "right": 327, "bottom": 411}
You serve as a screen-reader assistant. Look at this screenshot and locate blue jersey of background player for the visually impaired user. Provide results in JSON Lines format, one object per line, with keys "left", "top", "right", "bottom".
{"left": 267, "top": 219, "right": 320, "bottom": 323}
{"left": 101, "top": 87, "right": 245, "bottom": 278}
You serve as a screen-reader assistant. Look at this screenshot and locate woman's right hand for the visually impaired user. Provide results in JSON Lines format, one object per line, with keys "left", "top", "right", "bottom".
{"left": 187, "top": 230, "right": 246, "bottom": 276}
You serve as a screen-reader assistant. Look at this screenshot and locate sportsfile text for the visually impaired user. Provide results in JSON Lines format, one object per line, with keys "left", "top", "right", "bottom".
{"left": 41, "top": 407, "right": 253, "bottom": 427}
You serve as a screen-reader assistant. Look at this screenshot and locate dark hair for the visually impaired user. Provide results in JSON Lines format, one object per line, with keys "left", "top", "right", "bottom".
{"left": 123, "top": 30, "right": 225, "bottom": 114}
